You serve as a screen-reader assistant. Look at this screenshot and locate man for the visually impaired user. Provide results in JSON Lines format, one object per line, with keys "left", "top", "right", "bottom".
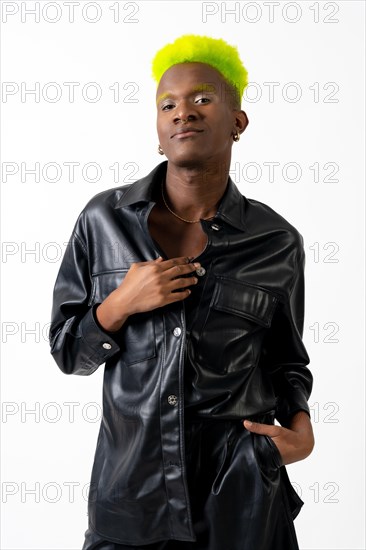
{"left": 50, "top": 35, "right": 314, "bottom": 550}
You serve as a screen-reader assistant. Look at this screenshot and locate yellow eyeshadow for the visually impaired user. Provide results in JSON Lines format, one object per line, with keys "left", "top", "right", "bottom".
{"left": 156, "top": 83, "right": 217, "bottom": 106}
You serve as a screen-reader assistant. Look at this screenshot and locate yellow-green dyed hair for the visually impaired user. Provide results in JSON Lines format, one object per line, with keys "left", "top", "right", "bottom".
{"left": 151, "top": 34, "right": 249, "bottom": 105}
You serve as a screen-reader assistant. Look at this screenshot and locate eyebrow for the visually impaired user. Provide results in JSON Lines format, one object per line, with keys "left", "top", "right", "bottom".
{"left": 156, "top": 83, "right": 217, "bottom": 105}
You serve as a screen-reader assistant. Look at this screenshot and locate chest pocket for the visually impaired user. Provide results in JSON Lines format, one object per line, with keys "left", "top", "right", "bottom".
{"left": 196, "top": 277, "right": 278, "bottom": 374}
{"left": 91, "top": 270, "right": 156, "bottom": 365}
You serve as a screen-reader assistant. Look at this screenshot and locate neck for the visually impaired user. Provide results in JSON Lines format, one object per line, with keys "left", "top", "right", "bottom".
{"left": 163, "top": 161, "right": 230, "bottom": 221}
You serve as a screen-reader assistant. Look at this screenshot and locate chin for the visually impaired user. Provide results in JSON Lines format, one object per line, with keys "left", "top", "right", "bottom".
{"left": 167, "top": 151, "right": 208, "bottom": 169}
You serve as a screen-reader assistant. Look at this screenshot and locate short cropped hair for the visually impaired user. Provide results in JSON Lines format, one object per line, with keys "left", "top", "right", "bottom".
{"left": 151, "top": 34, "right": 249, "bottom": 109}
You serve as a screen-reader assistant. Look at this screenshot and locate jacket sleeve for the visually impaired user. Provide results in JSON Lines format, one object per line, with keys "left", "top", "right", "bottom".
{"left": 260, "top": 242, "right": 313, "bottom": 427}
{"left": 49, "top": 230, "right": 121, "bottom": 375}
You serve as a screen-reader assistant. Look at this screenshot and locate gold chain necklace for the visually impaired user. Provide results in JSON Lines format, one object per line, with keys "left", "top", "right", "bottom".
{"left": 161, "top": 182, "right": 215, "bottom": 224}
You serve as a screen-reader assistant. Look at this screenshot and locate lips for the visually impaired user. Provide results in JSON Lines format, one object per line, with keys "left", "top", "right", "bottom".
{"left": 171, "top": 127, "right": 204, "bottom": 139}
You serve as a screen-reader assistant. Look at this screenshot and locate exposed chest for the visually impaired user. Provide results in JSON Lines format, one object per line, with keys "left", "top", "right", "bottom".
{"left": 148, "top": 207, "right": 209, "bottom": 260}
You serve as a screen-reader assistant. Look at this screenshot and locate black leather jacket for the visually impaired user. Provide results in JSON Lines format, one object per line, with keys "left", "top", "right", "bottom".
{"left": 50, "top": 161, "right": 313, "bottom": 548}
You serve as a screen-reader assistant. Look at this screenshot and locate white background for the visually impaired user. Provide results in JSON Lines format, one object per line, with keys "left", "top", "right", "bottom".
{"left": 0, "top": 1, "right": 365, "bottom": 549}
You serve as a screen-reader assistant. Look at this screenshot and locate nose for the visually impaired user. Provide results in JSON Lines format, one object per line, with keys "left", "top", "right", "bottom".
{"left": 173, "top": 101, "right": 198, "bottom": 124}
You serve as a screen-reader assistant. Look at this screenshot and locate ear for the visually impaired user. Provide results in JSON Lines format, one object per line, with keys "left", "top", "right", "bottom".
{"left": 233, "top": 110, "right": 249, "bottom": 135}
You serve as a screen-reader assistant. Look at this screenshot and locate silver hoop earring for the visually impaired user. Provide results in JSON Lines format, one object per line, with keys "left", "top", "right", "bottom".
{"left": 233, "top": 130, "right": 240, "bottom": 142}
{"left": 158, "top": 144, "right": 164, "bottom": 155}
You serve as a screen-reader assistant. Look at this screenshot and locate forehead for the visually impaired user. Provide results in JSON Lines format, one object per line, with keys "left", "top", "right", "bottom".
{"left": 156, "top": 62, "right": 228, "bottom": 102}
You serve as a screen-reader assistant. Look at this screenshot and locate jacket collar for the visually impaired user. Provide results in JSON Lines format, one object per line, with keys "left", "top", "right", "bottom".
{"left": 114, "top": 161, "right": 246, "bottom": 232}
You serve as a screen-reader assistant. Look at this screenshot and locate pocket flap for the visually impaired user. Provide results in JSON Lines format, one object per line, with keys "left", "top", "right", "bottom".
{"left": 90, "top": 270, "right": 128, "bottom": 304}
{"left": 91, "top": 269, "right": 155, "bottom": 365}
{"left": 212, "top": 277, "right": 278, "bottom": 327}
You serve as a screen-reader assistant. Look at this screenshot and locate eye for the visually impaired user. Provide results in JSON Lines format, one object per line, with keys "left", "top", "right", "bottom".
{"left": 195, "top": 96, "right": 211, "bottom": 104}
{"left": 161, "top": 102, "right": 175, "bottom": 111}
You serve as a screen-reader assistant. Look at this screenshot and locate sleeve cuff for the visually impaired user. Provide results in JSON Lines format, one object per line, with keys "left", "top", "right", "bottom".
{"left": 276, "top": 392, "right": 311, "bottom": 428}
{"left": 79, "top": 305, "right": 121, "bottom": 362}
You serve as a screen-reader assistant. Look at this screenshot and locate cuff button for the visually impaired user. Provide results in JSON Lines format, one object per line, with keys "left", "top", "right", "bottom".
{"left": 102, "top": 342, "right": 112, "bottom": 350}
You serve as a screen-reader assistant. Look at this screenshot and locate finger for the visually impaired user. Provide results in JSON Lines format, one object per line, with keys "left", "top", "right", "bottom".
{"left": 161, "top": 257, "right": 201, "bottom": 272}
{"left": 132, "top": 257, "right": 192, "bottom": 274}
{"left": 165, "top": 287, "right": 192, "bottom": 303}
{"left": 168, "top": 263, "right": 201, "bottom": 279}
{"left": 243, "top": 420, "right": 281, "bottom": 437}
{"left": 161, "top": 256, "right": 191, "bottom": 267}
{"left": 130, "top": 257, "right": 164, "bottom": 269}
{"left": 158, "top": 264, "right": 200, "bottom": 282}
{"left": 169, "top": 275, "right": 198, "bottom": 292}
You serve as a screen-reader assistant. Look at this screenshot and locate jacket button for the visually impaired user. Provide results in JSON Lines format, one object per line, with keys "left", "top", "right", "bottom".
{"left": 173, "top": 327, "right": 181, "bottom": 337}
{"left": 211, "top": 223, "right": 221, "bottom": 231}
{"left": 168, "top": 395, "right": 178, "bottom": 406}
{"left": 196, "top": 266, "right": 206, "bottom": 276}
{"left": 102, "top": 342, "right": 112, "bottom": 350}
